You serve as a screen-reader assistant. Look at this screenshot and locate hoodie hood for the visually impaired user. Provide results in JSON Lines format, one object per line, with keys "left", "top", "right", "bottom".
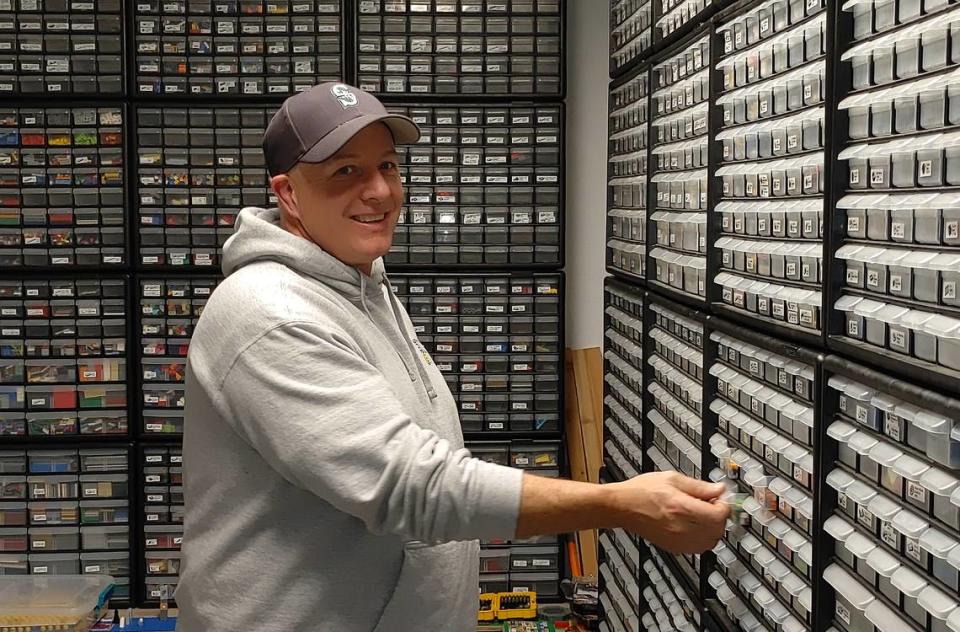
{"left": 223, "top": 206, "right": 387, "bottom": 299}
{"left": 221, "top": 206, "right": 436, "bottom": 399}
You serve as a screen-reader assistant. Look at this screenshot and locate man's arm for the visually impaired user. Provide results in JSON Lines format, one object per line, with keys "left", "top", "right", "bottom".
{"left": 516, "top": 471, "right": 730, "bottom": 555}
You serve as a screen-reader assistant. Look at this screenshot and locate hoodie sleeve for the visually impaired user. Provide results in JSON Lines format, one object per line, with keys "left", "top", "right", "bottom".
{"left": 212, "top": 319, "right": 524, "bottom": 544}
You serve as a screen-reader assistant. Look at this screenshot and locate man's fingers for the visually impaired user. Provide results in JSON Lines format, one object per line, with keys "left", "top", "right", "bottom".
{"left": 676, "top": 493, "right": 732, "bottom": 526}
{"left": 671, "top": 475, "right": 727, "bottom": 501}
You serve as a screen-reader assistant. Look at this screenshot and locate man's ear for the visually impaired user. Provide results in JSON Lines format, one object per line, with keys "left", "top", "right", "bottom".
{"left": 271, "top": 173, "right": 300, "bottom": 223}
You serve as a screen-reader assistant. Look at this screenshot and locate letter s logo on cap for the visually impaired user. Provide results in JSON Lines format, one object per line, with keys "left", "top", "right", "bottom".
{"left": 331, "top": 83, "right": 359, "bottom": 109}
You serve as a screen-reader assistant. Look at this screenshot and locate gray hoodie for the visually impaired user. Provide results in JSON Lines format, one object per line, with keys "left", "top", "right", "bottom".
{"left": 175, "top": 207, "right": 524, "bottom": 632}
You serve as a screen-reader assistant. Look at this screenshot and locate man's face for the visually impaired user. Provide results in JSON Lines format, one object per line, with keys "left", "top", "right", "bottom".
{"left": 273, "top": 123, "right": 403, "bottom": 273}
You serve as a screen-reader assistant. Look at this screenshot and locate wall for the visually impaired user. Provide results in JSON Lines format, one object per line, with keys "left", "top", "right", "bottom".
{"left": 564, "top": 0, "right": 610, "bottom": 350}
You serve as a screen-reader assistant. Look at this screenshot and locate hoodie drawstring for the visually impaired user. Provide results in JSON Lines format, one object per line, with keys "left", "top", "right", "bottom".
{"left": 382, "top": 272, "right": 438, "bottom": 401}
{"left": 359, "top": 272, "right": 438, "bottom": 401}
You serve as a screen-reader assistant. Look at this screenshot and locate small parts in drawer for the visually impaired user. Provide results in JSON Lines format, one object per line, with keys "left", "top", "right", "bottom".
{"left": 0, "top": 108, "right": 126, "bottom": 267}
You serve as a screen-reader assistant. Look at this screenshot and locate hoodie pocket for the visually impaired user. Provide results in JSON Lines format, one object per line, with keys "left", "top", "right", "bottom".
{"left": 370, "top": 539, "right": 479, "bottom": 632}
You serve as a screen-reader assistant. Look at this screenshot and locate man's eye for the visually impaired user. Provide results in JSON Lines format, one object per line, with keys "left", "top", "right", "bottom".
{"left": 336, "top": 165, "right": 357, "bottom": 176}
{"left": 380, "top": 161, "right": 398, "bottom": 171}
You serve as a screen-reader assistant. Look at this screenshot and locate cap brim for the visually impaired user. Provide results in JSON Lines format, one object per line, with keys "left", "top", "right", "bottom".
{"left": 297, "top": 114, "right": 421, "bottom": 165}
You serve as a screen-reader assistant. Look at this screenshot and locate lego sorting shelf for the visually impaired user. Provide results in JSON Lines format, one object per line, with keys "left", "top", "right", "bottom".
{"left": 355, "top": 0, "right": 563, "bottom": 98}
{"left": 391, "top": 273, "right": 563, "bottom": 435}
{"left": 599, "top": 528, "right": 642, "bottom": 632}
{"left": 138, "top": 443, "right": 182, "bottom": 606}
{"left": 647, "top": 27, "right": 711, "bottom": 304}
{"left": 0, "top": 105, "right": 127, "bottom": 270}
{"left": 137, "top": 277, "right": 221, "bottom": 439}
{"left": 0, "top": 278, "right": 130, "bottom": 441}
{"left": 0, "top": 0, "right": 124, "bottom": 96}
{"left": 383, "top": 103, "right": 563, "bottom": 268}
{"left": 134, "top": 105, "right": 276, "bottom": 271}
{"left": 469, "top": 438, "right": 562, "bottom": 600}
{"left": 603, "top": 280, "right": 645, "bottom": 478}
{"left": 0, "top": 445, "right": 132, "bottom": 605}
{"left": 610, "top": 0, "right": 653, "bottom": 78}
{"left": 828, "top": 0, "right": 960, "bottom": 393}
{"left": 132, "top": 0, "right": 343, "bottom": 98}
{"left": 821, "top": 353, "right": 960, "bottom": 632}
{"left": 711, "top": 0, "right": 827, "bottom": 342}
{"left": 607, "top": 65, "right": 649, "bottom": 281}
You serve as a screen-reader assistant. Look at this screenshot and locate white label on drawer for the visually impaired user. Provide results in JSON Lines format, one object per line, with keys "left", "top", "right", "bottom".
{"left": 847, "top": 269, "right": 860, "bottom": 284}
{"left": 907, "top": 481, "right": 927, "bottom": 504}
{"left": 33, "top": 540, "right": 46, "bottom": 548}
{"left": 84, "top": 487, "right": 98, "bottom": 496}
{"left": 871, "top": 168, "right": 885, "bottom": 185}
{"left": 34, "top": 566, "right": 48, "bottom": 574}
{"left": 174, "top": 537, "right": 183, "bottom": 545}
{"left": 31, "top": 398, "right": 45, "bottom": 406}
{"left": 804, "top": 84, "right": 813, "bottom": 100}
{"left": 147, "top": 514, "right": 159, "bottom": 522}
{"left": 881, "top": 522, "right": 898, "bottom": 549}
{"left": 146, "top": 538, "right": 158, "bottom": 546}
{"left": 836, "top": 602, "right": 851, "bottom": 626}
{"left": 532, "top": 559, "right": 551, "bottom": 567}
{"left": 1, "top": 328, "right": 19, "bottom": 336}
{"left": 890, "top": 274, "right": 903, "bottom": 293}
{"left": 147, "top": 494, "right": 163, "bottom": 503}
{"left": 892, "top": 222, "right": 905, "bottom": 239}
{"left": 85, "top": 565, "right": 101, "bottom": 573}
{"left": 849, "top": 320, "right": 860, "bottom": 336}
{"left": 857, "top": 506, "right": 874, "bottom": 529}
{"left": 947, "top": 221, "right": 959, "bottom": 239}
{"left": 944, "top": 281, "right": 957, "bottom": 300}
{"left": 146, "top": 475, "right": 161, "bottom": 483}
{"left": 920, "top": 160, "right": 933, "bottom": 178}
{"left": 855, "top": 405, "right": 868, "bottom": 425}
{"left": 890, "top": 329, "right": 906, "bottom": 349}
{"left": 866, "top": 270, "right": 880, "bottom": 288}
{"left": 906, "top": 537, "right": 922, "bottom": 562}
{"left": 885, "top": 416, "right": 903, "bottom": 441}
{"left": 145, "top": 422, "right": 162, "bottom": 430}
{"left": 848, "top": 215, "right": 861, "bottom": 233}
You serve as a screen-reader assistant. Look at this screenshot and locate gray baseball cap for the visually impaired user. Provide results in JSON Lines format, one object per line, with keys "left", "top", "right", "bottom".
{"left": 263, "top": 81, "right": 421, "bottom": 176}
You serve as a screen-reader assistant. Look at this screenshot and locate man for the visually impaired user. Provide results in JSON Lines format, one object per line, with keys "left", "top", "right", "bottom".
{"left": 176, "top": 82, "right": 729, "bottom": 631}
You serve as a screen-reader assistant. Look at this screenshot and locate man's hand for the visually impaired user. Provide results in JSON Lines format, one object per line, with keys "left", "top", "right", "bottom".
{"left": 514, "top": 471, "right": 730, "bottom": 555}
{"left": 607, "top": 471, "right": 730, "bottom": 554}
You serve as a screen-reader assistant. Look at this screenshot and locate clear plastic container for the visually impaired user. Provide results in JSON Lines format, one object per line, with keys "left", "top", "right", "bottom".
{"left": 0, "top": 575, "right": 114, "bottom": 628}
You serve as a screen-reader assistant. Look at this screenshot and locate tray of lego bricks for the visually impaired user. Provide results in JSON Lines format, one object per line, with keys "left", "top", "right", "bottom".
{"left": 137, "top": 278, "right": 221, "bottom": 438}
{"left": 0, "top": 278, "right": 130, "bottom": 440}
{"left": 384, "top": 103, "right": 562, "bottom": 267}
{"left": 355, "top": 0, "right": 563, "bottom": 98}
{"left": 0, "top": 0, "right": 123, "bottom": 96}
{"left": 134, "top": 106, "right": 276, "bottom": 270}
{"left": 133, "top": 0, "right": 342, "bottom": 97}
{"left": 0, "top": 106, "right": 127, "bottom": 269}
